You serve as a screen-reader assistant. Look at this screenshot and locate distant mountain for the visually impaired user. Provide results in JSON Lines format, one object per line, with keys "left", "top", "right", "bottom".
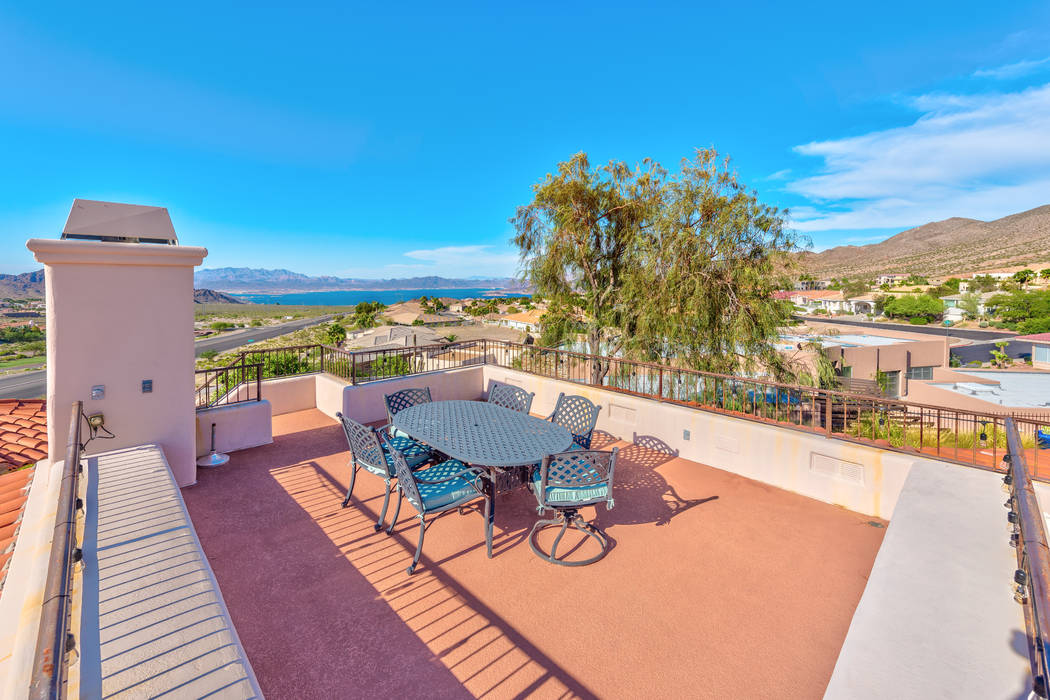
{"left": 0, "top": 270, "right": 45, "bottom": 298}
{"left": 193, "top": 267, "right": 529, "bottom": 293}
{"left": 800, "top": 205, "right": 1050, "bottom": 278}
{"left": 194, "top": 288, "right": 246, "bottom": 304}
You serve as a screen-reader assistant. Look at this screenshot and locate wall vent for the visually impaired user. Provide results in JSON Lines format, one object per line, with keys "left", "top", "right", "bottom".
{"left": 608, "top": 403, "right": 636, "bottom": 424}
{"left": 715, "top": 435, "right": 740, "bottom": 454}
{"left": 810, "top": 453, "right": 865, "bottom": 485}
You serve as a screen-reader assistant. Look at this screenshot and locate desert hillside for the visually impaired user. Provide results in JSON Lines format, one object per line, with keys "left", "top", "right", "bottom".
{"left": 799, "top": 205, "right": 1050, "bottom": 277}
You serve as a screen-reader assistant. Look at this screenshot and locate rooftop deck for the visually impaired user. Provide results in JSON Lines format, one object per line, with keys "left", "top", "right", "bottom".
{"left": 183, "top": 408, "right": 886, "bottom": 699}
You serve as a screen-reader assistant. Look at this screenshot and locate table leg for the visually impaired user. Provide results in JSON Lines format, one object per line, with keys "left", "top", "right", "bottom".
{"left": 485, "top": 472, "right": 495, "bottom": 558}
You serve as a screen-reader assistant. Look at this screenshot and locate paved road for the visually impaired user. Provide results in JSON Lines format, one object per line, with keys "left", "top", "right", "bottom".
{"left": 0, "top": 315, "right": 333, "bottom": 400}
{"left": 0, "top": 369, "right": 47, "bottom": 399}
{"left": 792, "top": 315, "right": 1017, "bottom": 341}
{"left": 193, "top": 314, "right": 333, "bottom": 356}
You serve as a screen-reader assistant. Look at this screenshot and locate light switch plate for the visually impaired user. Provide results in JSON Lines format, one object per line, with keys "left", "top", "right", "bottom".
{"left": 91, "top": 385, "right": 105, "bottom": 400}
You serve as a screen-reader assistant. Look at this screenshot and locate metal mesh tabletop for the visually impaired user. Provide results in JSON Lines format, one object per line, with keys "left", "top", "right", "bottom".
{"left": 393, "top": 400, "right": 573, "bottom": 467}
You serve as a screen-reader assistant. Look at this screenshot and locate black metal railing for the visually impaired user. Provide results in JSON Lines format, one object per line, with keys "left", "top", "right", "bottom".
{"left": 29, "top": 401, "right": 84, "bottom": 700}
{"left": 194, "top": 362, "right": 263, "bottom": 409}
{"left": 1004, "top": 417, "right": 1050, "bottom": 697}
{"left": 198, "top": 339, "right": 1050, "bottom": 478}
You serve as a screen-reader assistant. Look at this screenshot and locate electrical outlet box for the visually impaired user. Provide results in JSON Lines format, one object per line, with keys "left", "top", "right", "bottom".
{"left": 683, "top": 429, "right": 691, "bottom": 441}
{"left": 91, "top": 385, "right": 105, "bottom": 400}
{"left": 142, "top": 379, "right": 153, "bottom": 393}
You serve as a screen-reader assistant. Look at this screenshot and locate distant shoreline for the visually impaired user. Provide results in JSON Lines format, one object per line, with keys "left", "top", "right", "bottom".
{"left": 229, "top": 288, "right": 529, "bottom": 306}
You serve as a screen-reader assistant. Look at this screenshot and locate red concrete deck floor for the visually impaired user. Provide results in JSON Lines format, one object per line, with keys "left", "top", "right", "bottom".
{"left": 183, "top": 409, "right": 886, "bottom": 699}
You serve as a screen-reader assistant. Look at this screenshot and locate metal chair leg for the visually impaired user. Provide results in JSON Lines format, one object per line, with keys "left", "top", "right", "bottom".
{"left": 386, "top": 487, "right": 402, "bottom": 534}
{"left": 529, "top": 510, "right": 609, "bottom": 567}
{"left": 341, "top": 464, "right": 358, "bottom": 508}
{"left": 484, "top": 495, "right": 493, "bottom": 558}
{"left": 407, "top": 515, "right": 426, "bottom": 574}
{"left": 548, "top": 516, "right": 570, "bottom": 562}
{"left": 376, "top": 479, "right": 392, "bottom": 532}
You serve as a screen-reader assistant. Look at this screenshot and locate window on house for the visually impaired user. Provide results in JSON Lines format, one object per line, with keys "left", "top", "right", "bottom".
{"left": 882, "top": 370, "right": 901, "bottom": 397}
{"left": 1035, "top": 345, "right": 1050, "bottom": 364}
{"left": 905, "top": 366, "right": 934, "bottom": 380}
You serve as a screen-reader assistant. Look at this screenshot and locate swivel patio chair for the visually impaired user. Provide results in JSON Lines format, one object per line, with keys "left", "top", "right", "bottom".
{"left": 529, "top": 448, "right": 618, "bottom": 566}
{"left": 383, "top": 387, "right": 433, "bottom": 437}
{"left": 336, "top": 412, "right": 433, "bottom": 533}
{"left": 487, "top": 382, "right": 535, "bottom": 414}
{"left": 548, "top": 393, "right": 602, "bottom": 449}
{"left": 382, "top": 435, "right": 491, "bottom": 574}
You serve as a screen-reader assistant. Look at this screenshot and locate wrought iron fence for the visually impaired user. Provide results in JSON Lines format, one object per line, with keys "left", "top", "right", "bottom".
{"left": 198, "top": 338, "right": 1050, "bottom": 478}
{"left": 1004, "top": 418, "right": 1050, "bottom": 697}
{"left": 29, "top": 401, "right": 84, "bottom": 699}
{"left": 194, "top": 362, "right": 263, "bottom": 409}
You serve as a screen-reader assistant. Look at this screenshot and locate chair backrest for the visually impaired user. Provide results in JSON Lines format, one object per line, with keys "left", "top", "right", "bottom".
{"left": 336, "top": 412, "right": 390, "bottom": 476}
{"left": 536, "top": 448, "right": 618, "bottom": 509}
{"left": 381, "top": 435, "right": 423, "bottom": 511}
{"left": 487, "top": 382, "right": 535, "bottom": 414}
{"left": 383, "top": 387, "right": 433, "bottom": 424}
{"left": 549, "top": 393, "right": 601, "bottom": 448}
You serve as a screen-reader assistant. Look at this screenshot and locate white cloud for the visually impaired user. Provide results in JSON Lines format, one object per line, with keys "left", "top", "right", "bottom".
{"left": 403, "top": 245, "right": 518, "bottom": 268}
{"left": 763, "top": 169, "right": 792, "bottom": 181}
{"left": 788, "top": 83, "right": 1050, "bottom": 232}
{"left": 973, "top": 56, "right": 1050, "bottom": 80}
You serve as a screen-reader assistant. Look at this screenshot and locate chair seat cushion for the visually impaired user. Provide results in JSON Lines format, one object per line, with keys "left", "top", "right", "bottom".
{"left": 531, "top": 468, "right": 609, "bottom": 504}
{"left": 385, "top": 435, "right": 431, "bottom": 466}
{"left": 415, "top": 459, "right": 481, "bottom": 511}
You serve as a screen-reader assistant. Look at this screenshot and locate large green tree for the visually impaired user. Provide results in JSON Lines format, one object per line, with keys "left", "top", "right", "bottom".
{"left": 512, "top": 152, "right": 663, "bottom": 382}
{"left": 627, "top": 150, "right": 800, "bottom": 377}
{"left": 512, "top": 149, "right": 800, "bottom": 382}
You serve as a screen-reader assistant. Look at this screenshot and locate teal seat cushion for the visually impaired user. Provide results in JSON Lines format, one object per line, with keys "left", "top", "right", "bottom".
{"left": 531, "top": 468, "right": 609, "bottom": 504}
{"left": 385, "top": 435, "right": 431, "bottom": 466}
{"left": 415, "top": 459, "right": 480, "bottom": 511}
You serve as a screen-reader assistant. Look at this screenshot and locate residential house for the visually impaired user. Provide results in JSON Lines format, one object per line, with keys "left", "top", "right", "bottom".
{"left": 789, "top": 290, "right": 850, "bottom": 314}
{"left": 940, "top": 292, "right": 999, "bottom": 322}
{"left": 1017, "top": 333, "right": 1050, "bottom": 370}
{"left": 793, "top": 278, "right": 831, "bottom": 291}
{"left": 875, "top": 273, "right": 910, "bottom": 286}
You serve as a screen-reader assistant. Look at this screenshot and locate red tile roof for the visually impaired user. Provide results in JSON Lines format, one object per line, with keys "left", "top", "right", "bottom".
{"left": 0, "top": 466, "right": 35, "bottom": 592}
{"left": 0, "top": 399, "right": 48, "bottom": 471}
{"left": 1016, "top": 333, "right": 1050, "bottom": 343}
{"left": 0, "top": 399, "right": 46, "bottom": 592}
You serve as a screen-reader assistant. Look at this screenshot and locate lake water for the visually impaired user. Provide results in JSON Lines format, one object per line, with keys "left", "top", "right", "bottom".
{"left": 232, "top": 288, "right": 529, "bottom": 306}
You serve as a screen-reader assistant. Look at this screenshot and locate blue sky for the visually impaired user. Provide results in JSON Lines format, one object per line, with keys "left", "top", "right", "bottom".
{"left": 2, "top": 2, "right": 1050, "bottom": 278}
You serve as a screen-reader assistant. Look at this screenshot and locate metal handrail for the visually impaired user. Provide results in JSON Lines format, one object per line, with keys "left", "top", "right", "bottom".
{"left": 1005, "top": 417, "right": 1050, "bottom": 697}
{"left": 29, "top": 401, "right": 84, "bottom": 700}
{"left": 198, "top": 338, "right": 1050, "bottom": 475}
{"left": 194, "top": 362, "right": 264, "bottom": 409}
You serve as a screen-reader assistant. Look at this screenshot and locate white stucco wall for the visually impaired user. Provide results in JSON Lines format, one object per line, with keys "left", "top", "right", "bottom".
{"left": 482, "top": 366, "right": 925, "bottom": 519}
{"left": 27, "top": 239, "right": 206, "bottom": 487}
{"left": 259, "top": 374, "right": 318, "bottom": 415}
{"left": 339, "top": 366, "right": 484, "bottom": 425}
{"left": 194, "top": 401, "right": 273, "bottom": 457}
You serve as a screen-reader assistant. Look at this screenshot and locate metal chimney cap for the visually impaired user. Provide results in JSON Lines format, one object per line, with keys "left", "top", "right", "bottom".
{"left": 61, "top": 199, "right": 178, "bottom": 245}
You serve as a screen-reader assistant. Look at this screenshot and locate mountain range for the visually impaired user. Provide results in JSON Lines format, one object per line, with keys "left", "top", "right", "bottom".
{"left": 0, "top": 270, "right": 45, "bottom": 298}
{"left": 799, "top": 204, "right": 1050, "bottom": 278}
{"left": 192, "top": 267, "right": 529, "bottom": 293}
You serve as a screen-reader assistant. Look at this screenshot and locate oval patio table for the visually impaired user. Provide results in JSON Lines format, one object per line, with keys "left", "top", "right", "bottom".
{"left": 393, "top": 399, "right": 573, "bottom": 557}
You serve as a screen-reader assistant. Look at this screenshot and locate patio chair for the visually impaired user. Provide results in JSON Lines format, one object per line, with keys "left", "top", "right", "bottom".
{"left": 383, "top": 387, "right": 433, "bottom": 437}
{"left": 336, "top": 412, "right": 433, "bottom": 533}
{"left": 487, "top": 382, "right": 535, "bottom": 414}
{"left": 548, "top": 393, "right": 602, "bottom": 449}
{"left": 529, "top": 448, "right": 618, "bottom": 566}
{"left": 382, "top": 435, "right": 491, "bottom": 574}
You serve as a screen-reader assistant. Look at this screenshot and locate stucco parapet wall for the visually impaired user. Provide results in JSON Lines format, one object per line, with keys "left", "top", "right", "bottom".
{"left": 26, "top": 238, "right": 207, "bottom": 267}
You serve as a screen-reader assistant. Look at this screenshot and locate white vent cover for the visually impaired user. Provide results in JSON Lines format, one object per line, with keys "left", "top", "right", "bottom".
{"left": 810, "top": 453, "right": 865, "bottom": 485}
